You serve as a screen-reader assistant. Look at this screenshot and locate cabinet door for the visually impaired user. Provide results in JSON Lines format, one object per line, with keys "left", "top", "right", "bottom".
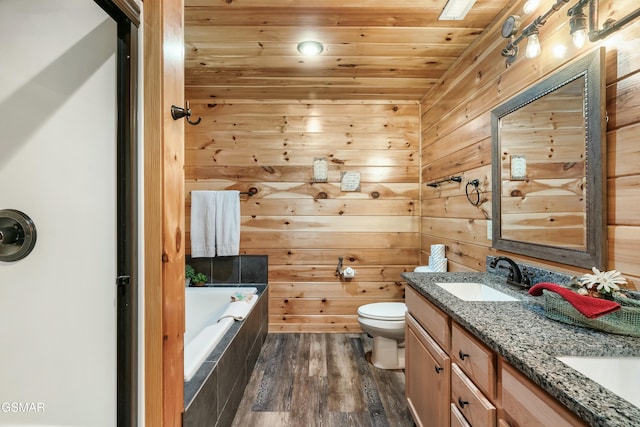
{"left": 406, "top": 314, "right": 451, "bottom": 427}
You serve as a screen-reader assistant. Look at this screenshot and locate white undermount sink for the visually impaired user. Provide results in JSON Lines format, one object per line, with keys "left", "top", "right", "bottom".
{"left": 435, "top": 282, "right": 520, "bottom": 302}
{"left": 556, "top": 356, "right": 640, "bottom": 407}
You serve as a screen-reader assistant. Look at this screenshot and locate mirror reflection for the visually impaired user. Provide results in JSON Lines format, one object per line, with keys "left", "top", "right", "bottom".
{"left": 498, "top": 77, "right": 586, "bottom": 249}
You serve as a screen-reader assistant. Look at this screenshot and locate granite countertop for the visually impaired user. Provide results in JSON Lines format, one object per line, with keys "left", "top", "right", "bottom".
{"left": 402, "top": 272, "right": 640, "bottom": 427}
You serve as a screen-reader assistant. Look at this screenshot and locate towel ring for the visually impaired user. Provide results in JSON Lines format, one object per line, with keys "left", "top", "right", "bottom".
{"left": 465, "top": 179, "right": 481, "bottom": 206}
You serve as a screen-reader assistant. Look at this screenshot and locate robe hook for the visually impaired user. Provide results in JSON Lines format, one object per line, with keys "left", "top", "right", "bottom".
{"left": 171, "top": 100, "right": 201, "bottom": 125}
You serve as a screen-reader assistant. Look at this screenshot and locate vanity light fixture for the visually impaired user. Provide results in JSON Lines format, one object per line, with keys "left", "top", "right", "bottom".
{"left": 297, "top": 40, "right": 324, "bottom": 56}
{"left": 500, "top": 0, "right": 640, "bottom": 67}
{"left": 568, "top": 3, "right": 588, "bottom": 47}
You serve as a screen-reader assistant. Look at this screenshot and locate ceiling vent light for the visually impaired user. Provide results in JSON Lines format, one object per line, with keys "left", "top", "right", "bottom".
{"left": 523, "top": 0, "right": 541, "bottom": 14}
{"left": 297, "top": 40, "right": 324, "bottom": 56}
{"left": 439, "top": 0, "right": 477, "bottom": 21}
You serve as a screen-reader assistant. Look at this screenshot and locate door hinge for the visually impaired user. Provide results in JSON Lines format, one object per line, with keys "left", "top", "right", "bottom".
{"left": 116, "top": 275, "right": 130, "bottom": 287}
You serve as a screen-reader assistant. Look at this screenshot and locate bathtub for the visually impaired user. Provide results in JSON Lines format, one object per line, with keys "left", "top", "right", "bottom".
{"left": 184, "top": 286, "right": 258, "bottom": 381}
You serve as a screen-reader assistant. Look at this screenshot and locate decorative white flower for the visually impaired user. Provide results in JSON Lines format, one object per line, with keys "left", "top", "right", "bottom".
{"left": 576, "top": 287, "right": 589, "bottom": 296}
{"left": 579, "top": 267, "right": 627, "bottom": 295}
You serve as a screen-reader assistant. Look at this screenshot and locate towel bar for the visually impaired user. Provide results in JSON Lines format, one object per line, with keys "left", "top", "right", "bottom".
{"left": 189, "top": 188, "right": 258, "bottom": 196}
{"left": 240, "top": 187, "right": 258, "bottom": 196}
{"left": 426, "top": 176, "right": 462, "bottom": 187}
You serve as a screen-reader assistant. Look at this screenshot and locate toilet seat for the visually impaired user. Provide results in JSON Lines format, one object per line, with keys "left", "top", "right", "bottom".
{"left": 357, "top": 302, "right": 406, "bottom": 321}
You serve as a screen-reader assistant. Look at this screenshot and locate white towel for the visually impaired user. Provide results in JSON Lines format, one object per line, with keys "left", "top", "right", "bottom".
{"left": 215, "top": 190, "right": 240, "bottom": 256}
{"left": 218, "top": 297, "right": 258, "bottom": 321}
{"left": 190, "top": 190, "right": 240, "bottom": 257}
{"left": 191, "top": 191, "right": 217, "bottom": 257}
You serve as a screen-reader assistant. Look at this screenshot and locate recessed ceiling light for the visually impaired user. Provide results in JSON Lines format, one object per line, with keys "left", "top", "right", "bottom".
{"left": 439, "top": 0, "right": 477, "bottom": 20}
{"left": 297, "top": 40, "right": 324, "bottom": 56}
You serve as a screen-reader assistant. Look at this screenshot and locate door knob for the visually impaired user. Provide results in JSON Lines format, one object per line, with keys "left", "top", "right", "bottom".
{"left": 0, "top": 209, "right": 37, "bottom": 262}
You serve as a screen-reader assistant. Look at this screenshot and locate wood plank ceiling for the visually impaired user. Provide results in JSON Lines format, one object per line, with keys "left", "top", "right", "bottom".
{"left": 184, "top": 0, "right": 513, "bottom": 101}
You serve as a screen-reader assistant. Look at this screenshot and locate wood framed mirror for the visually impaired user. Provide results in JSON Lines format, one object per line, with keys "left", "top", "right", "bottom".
{"left": 491, "top": 48, "right": 606, "bottom": 269}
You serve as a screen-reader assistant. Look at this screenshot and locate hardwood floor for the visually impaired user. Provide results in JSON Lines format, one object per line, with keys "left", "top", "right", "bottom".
{"left": 232, "top": 333, "right": 416, "bottom": 427}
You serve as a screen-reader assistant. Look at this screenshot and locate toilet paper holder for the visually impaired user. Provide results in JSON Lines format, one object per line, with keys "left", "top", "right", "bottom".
{"left": 336, "top": 257, "right": 356, "bottom": 279}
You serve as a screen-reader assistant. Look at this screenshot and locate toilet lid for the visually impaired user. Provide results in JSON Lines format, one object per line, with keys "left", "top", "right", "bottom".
{"left": 358, "top": 302, "right": 407, "bottom": 321}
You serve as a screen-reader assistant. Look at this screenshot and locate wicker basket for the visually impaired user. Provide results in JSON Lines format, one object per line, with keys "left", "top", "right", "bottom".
{"left": 542, "top": 290, "right": 640, "bottom": 337}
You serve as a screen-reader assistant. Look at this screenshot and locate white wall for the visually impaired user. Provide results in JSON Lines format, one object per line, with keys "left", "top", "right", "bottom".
{"left": 0, "top": 1, "right": 118, "bottom": 425}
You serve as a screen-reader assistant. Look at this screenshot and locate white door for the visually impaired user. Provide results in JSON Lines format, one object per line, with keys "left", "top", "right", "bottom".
{"left": 0, "top": 1, "right": 118, "bottom": 425}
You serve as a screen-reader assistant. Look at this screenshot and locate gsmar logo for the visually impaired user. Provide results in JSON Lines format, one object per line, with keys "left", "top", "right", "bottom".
{"left": 1, "top": 402, "right": 45, "bottom": 413}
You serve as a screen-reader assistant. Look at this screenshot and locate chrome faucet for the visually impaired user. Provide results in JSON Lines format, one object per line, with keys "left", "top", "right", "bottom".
{"left": 489, "top": 256, "right": 530, "bottom": 288}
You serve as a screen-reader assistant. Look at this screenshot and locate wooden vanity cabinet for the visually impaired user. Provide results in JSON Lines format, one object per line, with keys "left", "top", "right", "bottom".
{"left": 500, "top": 361, "right": 587, "bottom": 427}
{"left": 405, "top": 286, "right": 587, "bottom": 427}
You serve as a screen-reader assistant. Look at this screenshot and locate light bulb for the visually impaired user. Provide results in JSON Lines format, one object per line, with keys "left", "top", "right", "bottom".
{"left": 523, "top": 0, "right": 540, "bottom": 14}
{"left": 297, "top": 41, "right": 323, "bottom": 56}
{"left": 569, "top": 7, "right": 588, "bottom": 49}
{"left": 526, "top": 33, "right": 541, "bottom": 58}
{"left": 572, "top": 29, "right": 587, "bottom": 48}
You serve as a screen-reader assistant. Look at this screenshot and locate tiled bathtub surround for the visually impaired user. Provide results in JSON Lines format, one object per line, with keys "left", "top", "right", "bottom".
{"left": 183, "top": 285, "right": 268, "bottom": 427}
{"left": 402, "top": 271, "right": 640, "bottom": 426}
{"left": 186, "top": 255, "right": 268, "bottom": 284}
{"left": 486, "top": 255, "right": 574, "bottom": 286}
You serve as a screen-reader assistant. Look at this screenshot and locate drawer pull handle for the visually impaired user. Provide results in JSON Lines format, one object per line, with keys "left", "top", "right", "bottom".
{"left": 457, "top": 397, "right": 469, "bottom": 409}
{"left": 458, "top": 350, "right": 469, "bottom": 360}
{"left": 434, "top": 366, "right": 444, "bottom": 373}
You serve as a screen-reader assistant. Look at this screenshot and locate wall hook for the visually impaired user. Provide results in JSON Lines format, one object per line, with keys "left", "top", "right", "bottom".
{"left": 171, "top": 100, "right": 201, "bottom": 125}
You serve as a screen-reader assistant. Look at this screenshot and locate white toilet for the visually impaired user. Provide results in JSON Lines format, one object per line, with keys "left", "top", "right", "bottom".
{"left": 357, "top": 302, "right": 407, "bottom": 369}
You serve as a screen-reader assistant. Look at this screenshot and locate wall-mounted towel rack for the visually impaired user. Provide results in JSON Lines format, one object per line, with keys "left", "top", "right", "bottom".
{"left": 240, "top": 187, "right": 258, "bottom": 196}
{"left": 189, "top": 187, "right": 258, "bottom": 196}
{"left": 427, "top": 176, "right": 462, "bottom": 187}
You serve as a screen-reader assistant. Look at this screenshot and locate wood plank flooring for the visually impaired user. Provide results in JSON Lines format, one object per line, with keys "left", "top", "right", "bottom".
{"left": 232, "top": 333, "right": 416, "bottom": 427}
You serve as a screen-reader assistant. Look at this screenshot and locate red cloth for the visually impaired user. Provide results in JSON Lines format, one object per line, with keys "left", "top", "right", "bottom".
{"left": 529, "top": 282, "right": 621, "bottom": 319}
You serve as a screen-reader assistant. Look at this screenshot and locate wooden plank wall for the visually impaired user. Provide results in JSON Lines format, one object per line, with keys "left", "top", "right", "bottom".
{"left": 185, "top": 101, "right": 421, "bottom": 331}
{"left": 420, "top": 0, "right": 640, "bottom": 289}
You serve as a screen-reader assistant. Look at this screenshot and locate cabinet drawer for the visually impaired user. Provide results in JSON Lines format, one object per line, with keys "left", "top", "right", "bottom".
{"left": 452, "top": 322, "right": 496, "bottom": 399}
{"left": 451, "top": 403, "right": 471, "bottom": 427}
{"left": 406, "top": 286, "right": 450, "bottom": 351}
{"left": 451, "top": 363, "right": 496, "bottom": 427}
{"left": 501, "top": 361, "right": 587, "bottom": 427}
